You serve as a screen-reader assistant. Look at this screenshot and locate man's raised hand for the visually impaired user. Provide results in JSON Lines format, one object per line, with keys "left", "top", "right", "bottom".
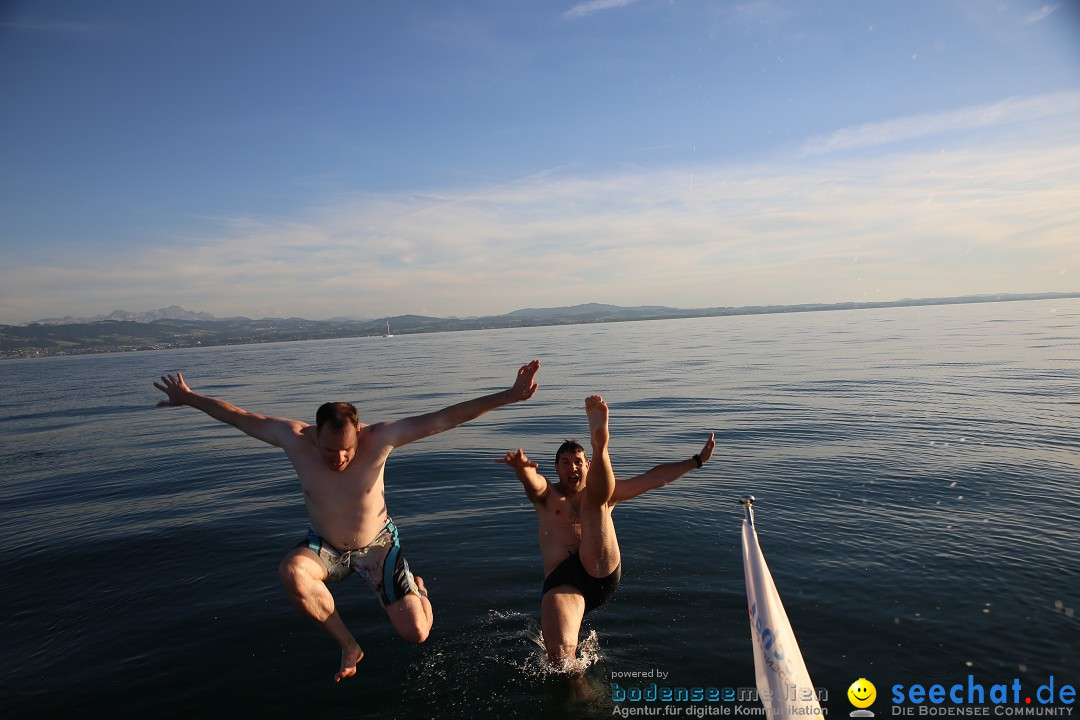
{"left": 698, "top": 433, "right": 716, "bottom": 466}
{"left": 154, "top": 372, "right": 193, "bottom": 408}
{"left": 499, "top": 448, "right": 538, "bottom": 470}
{"left": 509, "top": 360, "right": 540, "bottom": 403}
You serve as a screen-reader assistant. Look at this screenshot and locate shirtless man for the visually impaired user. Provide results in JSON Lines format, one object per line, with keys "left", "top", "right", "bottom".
{"left": 154, "top": 359, "right": 540, "bottom": 682}
{"left": 500, "top": 395, "right": 715, "bottom": 667}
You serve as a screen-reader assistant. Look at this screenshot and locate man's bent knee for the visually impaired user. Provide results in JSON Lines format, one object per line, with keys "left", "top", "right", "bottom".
{"left": 278, "top": 549, "right": 323, "bottom": 589}
{"left": 392, "top": 612, "right": 431, "bottom": 643}
{"left": 278, "top": 557, "right": 300, "bottom": 587}
{"left": 399, "top": 623, "right": 430, "bottom": 644}
{"left": 387, "top": 596, "right": 432, "bottom": 643}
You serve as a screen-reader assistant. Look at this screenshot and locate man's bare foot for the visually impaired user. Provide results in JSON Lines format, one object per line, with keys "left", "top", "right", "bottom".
{"left": 585, "top": 395, "right": 609, "bottom": 452}
{"left": 334, "top": 642, "right": 364, "bottom": 682}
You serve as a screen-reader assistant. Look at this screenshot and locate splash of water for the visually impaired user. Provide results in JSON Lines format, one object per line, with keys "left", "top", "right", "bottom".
{"left": 516, "top": 622, "right": 604, "bottom": 677}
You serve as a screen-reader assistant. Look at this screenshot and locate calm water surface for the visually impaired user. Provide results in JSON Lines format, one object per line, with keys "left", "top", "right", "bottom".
{"left": 1, "top": 300, "right": 1077, "bottom": 718}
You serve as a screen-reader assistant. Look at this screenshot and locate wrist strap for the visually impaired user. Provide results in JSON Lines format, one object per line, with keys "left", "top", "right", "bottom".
{"left": 693, "top": 454, "right": 703, "bottom": 468}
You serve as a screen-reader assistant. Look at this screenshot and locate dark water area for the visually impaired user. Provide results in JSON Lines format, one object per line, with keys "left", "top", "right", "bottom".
{"left": 1, "top": 300, "right": 1077, "bottom": 718}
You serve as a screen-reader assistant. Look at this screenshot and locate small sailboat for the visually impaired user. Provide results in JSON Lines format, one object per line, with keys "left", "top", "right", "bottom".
{"left": 383, "top": 320, "right": 393, "bottom": 338}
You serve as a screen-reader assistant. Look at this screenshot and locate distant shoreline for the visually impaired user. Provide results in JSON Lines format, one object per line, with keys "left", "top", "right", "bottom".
{"left": 2, "top": 291, "right": 1077, "bottom": 361}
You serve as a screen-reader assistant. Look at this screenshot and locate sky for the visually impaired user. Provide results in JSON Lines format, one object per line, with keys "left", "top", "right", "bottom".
{"left": 1, "top": 0, "right": 1078, "bottom": 324}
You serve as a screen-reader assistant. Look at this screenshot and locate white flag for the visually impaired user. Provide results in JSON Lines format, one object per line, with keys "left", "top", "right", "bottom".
{"left": 741, "top": 505, "right": 823, "bottom": 717}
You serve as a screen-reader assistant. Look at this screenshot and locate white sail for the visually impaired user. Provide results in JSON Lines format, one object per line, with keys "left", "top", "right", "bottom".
{"left": 740, "top": 499, "right": 823, "bottom": 717}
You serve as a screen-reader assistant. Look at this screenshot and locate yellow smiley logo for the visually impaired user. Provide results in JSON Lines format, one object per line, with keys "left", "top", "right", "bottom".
{"left": 848, "top": 678, "right": 877, "bottom": 708}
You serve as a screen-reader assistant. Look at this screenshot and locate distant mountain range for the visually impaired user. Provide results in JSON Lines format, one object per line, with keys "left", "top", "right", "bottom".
{"left": 25, "top": 301, "right": 679, "bottom": 326}
{"left": 3, "top": 292, "right": 1077, "bottom": 360}
{"left": 30, "top": 305, "right": 218, "bottom": 325}
{"left": 501, "top": 303, "right": 676, "bottom": 319}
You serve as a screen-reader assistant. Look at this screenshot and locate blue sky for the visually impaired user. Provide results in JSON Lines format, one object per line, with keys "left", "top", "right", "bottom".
{"left": 1, "top": 0, "right": 1078, "bottom": 323}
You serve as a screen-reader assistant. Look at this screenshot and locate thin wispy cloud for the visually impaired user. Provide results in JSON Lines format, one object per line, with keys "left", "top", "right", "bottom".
{"left": 4, "top": 104, "right": 1077, "bottom": 323}
{"left": 801, "top": 91, "right": 1080, "bottom": 156}
{"left": 1022, "top": 4, "right": 1060, "bottom": 24}
{"left": 564, "top": 0, "right": 639, "bottom": 20}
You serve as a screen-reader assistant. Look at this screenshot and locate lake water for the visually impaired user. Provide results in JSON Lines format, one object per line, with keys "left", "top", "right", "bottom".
{"left": 1, "top": 299, "right": 1077, "bottom": 719}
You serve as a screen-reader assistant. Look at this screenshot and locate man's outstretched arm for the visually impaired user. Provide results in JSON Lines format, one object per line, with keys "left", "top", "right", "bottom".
{"left": 377, "top": 360, "right": 540, "bottom": 448}
{"left": 154, "top": 372, "right": 304, "bottom": 448}
{"left": 610, "top": 433, "right": 715, "bottom": 503}
{"left": 497, "top": 448, "right": 549, "bottom": 502}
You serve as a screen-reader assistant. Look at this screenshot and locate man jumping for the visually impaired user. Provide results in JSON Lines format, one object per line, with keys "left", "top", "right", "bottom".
{"left": 499, "top": 395, "right": 714, "bottom": 668}
{"left": 155, "top": 360, "right": 540, "bottom": 681}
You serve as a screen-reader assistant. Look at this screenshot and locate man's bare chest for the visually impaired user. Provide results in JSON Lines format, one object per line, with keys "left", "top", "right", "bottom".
{"left": 539, "top": 496, "right": 583, "bottom": 537}
{"left": 292, "top": 452, "right": 382, "bottom": 501}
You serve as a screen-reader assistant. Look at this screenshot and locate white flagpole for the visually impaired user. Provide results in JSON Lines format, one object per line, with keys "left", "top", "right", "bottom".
{"left": 740, "top": 496, "right": 823, "bottom": 717}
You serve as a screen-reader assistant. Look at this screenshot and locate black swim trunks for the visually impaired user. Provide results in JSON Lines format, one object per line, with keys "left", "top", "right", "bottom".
{"left": 541, "top": 552, "right": 622, "bottom": 613}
